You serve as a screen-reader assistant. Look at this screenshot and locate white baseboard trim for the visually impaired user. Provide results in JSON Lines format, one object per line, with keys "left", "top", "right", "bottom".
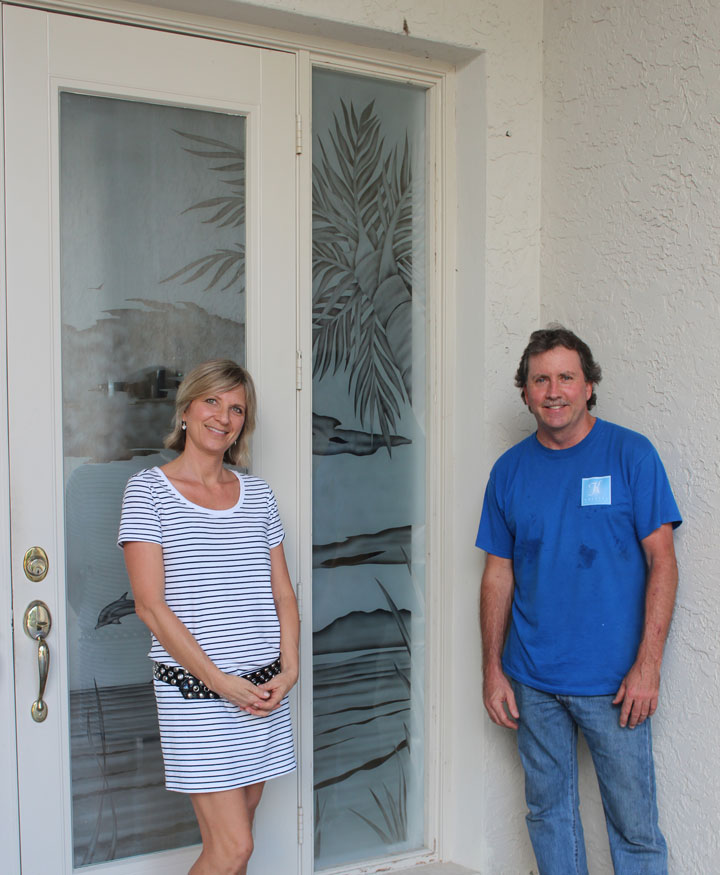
{"left": 388, "top": 865, "right": 480, "bottom": 875}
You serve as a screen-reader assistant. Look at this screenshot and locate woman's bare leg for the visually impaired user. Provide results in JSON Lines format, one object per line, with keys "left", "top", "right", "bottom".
{"left": 244, "top": 781, "right": 265, "bottom": 827}
{"left": 189, "top": 782, "right": 265, "bottom": 875}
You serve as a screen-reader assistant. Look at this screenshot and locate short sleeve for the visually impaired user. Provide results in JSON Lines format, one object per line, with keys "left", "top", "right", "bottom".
{"left": 475, "top": 470, "right": 515, "bottom": 558}
{"left": 267, "top": 486, "right": 285, "bottom": 549}
{"left": 117, "top": 473, "right": 163, "bottom": 547}
{"left": 632, "top": 446, "right": 682, "bottom": 540}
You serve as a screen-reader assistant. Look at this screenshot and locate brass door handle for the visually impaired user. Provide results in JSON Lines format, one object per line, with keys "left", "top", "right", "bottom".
{"left": 23, "top": 600, "right": 52, "bottom": 722}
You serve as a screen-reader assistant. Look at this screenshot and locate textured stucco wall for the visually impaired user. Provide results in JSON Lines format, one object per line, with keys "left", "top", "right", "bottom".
{"left": 542, "top": 1, "right": 720, "bottom": 872}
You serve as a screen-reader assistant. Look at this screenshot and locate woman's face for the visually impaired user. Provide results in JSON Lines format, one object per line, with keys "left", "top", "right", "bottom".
{"left": 183, "top": 384, "right": 247, "bottom": 457}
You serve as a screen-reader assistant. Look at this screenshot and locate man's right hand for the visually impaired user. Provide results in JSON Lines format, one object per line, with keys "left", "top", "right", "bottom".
{"left": 483, "top": 664, "right": 520, "bottom": 729}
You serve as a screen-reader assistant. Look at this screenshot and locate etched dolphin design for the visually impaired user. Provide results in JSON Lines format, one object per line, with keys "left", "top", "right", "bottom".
{"left": 96, "top": 591, "right": 136, "bottom": 629}
{"left": 312, "top": 525, "right": 411, "bottom": 568}
{"left": 312, "top": 413, "right": 411, "bottom": 456}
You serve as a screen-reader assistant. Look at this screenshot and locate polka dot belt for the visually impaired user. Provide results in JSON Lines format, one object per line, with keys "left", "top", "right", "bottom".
{"left": 153, "top": 656, "right": 282, "bottom": 700}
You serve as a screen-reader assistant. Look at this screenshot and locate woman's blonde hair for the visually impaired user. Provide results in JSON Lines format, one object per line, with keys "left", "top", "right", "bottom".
{"left": 164, "top": 359, "right": 257, "bottom": 468}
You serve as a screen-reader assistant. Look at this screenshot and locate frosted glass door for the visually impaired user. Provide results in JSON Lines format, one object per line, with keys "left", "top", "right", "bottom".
{"left": 5, "top": 7, "right": 298, "bottom": 874}
{"left": 311, "top": 69, "right": 428, "bottom": 871}
{"left": 62, "top": 92, "right": 246, "bottom": 866}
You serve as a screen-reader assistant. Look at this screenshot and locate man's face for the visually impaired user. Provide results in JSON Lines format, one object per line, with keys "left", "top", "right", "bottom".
{"left": 524, "top": 346, "right": 593, "bottom": 448}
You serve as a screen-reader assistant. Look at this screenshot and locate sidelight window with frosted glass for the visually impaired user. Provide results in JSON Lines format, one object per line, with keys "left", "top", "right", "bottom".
{"left": 312, "top": 68, "right": 427, "bottom": 871}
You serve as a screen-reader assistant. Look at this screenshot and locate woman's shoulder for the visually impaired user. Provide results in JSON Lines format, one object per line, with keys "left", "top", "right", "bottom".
{"left": 236, "top": 472, "right": 280, "bottom": 507}
{"left": 125, "top": 466, "right": 164, "bottom": 489}
{"left": 237, "top": 472, "right": 272, "bottom": 493}
{"left": 123, "top": 467, "right": 178, "bottom": 504}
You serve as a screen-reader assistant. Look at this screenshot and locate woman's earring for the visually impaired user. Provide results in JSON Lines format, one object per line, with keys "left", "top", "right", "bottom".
{"left": 181, "top": 421, "right": 187, "bottom": 431}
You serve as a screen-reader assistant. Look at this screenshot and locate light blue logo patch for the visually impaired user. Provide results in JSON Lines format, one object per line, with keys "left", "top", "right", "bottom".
{"left": 581, "top": 475, "right": 611, "bottom": 506}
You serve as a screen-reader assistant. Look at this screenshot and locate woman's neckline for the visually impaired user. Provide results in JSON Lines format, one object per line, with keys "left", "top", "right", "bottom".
{"left": 153, "top": 466, "right": 244, "bottom": 514}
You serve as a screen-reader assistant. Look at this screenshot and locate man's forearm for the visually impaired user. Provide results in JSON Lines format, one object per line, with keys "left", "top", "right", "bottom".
{"left": 480, "top": 555, "right": 515, "bottom": 671}
{"left": 480, "top": 554, "right": 519, "bottom": 728}
{"left": 614, "top": 523, "right": 679, "bottom": 727}
{"left": 636, "top": 523, "right": 679, "bottom": 667}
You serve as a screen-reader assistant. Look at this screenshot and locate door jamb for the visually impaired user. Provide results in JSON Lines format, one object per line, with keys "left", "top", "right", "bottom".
{"left": 0, "top": 5, "right": 21, "bottom": 870}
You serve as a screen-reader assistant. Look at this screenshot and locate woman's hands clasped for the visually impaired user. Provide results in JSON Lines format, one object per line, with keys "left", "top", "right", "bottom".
{"left": 248, "top": 668, "right": 298, "bottom": 716}
{"left": 216, "top": 667, "right": 298, "bottom": 716}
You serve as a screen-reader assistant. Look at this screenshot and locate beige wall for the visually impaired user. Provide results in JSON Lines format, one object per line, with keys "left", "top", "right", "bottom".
{"left": 541, "top": 1, "right": 719, "bottom": 872}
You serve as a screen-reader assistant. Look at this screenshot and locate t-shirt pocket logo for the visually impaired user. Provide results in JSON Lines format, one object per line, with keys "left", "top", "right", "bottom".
{"left": 581, "top": 475, "right": 611, "bottom": 506}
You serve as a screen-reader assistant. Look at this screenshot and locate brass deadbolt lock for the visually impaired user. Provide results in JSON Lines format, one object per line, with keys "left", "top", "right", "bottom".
{"left": 23, "top": 547, "right": 49, "bottom": 582}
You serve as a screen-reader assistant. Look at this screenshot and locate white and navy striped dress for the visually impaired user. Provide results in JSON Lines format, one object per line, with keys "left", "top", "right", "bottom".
{"left": 118, "top": 467, "right": 296, "bottom": 793}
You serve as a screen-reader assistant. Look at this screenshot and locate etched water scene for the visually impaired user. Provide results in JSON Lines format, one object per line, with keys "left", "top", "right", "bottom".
{"left": 311, "top": 70, "right": 427, "bottom": 870}
{"left": 61, "top": 92, "right": 247, "bottom": 865}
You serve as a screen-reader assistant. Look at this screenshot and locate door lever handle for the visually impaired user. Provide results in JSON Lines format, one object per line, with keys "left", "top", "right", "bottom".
{"left": 23, "top": 600, "right": 52, "bottom": 722}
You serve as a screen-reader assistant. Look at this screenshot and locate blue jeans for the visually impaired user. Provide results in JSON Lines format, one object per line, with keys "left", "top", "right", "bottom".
{"left": 511, "top": 680, "right": 667, "bottom": 875}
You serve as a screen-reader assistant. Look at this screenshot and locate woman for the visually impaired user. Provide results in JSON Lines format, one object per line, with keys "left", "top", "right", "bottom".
{"left": 118, "top": 360, "right": 299, "bottom": 875}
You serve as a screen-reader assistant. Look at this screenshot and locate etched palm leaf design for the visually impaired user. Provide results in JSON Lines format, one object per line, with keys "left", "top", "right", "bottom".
{"left": 162, "top": 130, "right": 245, "bottom": 292}
{"left": 313, "top": 100, "right": 413, "bottom": 446}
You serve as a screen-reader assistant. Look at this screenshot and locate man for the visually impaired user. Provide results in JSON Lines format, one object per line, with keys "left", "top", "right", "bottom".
{"left": 477, "top": 326, "right": 681, "bottom": 875}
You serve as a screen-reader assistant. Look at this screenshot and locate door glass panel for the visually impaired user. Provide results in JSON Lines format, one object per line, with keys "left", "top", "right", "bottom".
{"left": 60, "top": 93, "right": 246, "bottom": 866}
{"left": 311, "top": 69, "right": 427, "bottom": 870}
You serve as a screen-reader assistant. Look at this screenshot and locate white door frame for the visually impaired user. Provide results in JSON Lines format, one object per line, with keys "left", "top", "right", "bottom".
{"left": 0, "top": 4, "right": 457, "bottom": 875}
{"left": 3, "top": 6, "right": 300, "bottom": 873}
{"left": 0, "top": 12, "right": 21, "bottom": 871}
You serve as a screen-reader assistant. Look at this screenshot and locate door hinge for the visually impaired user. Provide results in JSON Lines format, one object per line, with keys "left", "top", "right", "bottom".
{"left": 297, "top": 805, "right": 304, "bottom": 844}
{"left": 295, "top": 113, "right": 303, "bottom": 155}
{"left": 296, "top": 349, "right": 303, "bottom": 391}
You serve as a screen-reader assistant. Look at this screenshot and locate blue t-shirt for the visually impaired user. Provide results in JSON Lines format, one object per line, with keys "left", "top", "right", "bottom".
{"left": 476, "top": 418, "right": 681, "bottom": 695}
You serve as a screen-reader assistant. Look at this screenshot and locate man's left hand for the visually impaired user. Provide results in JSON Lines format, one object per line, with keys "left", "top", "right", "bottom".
{"left": 612, "top": 658, "right": 661, "bottom": 728}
